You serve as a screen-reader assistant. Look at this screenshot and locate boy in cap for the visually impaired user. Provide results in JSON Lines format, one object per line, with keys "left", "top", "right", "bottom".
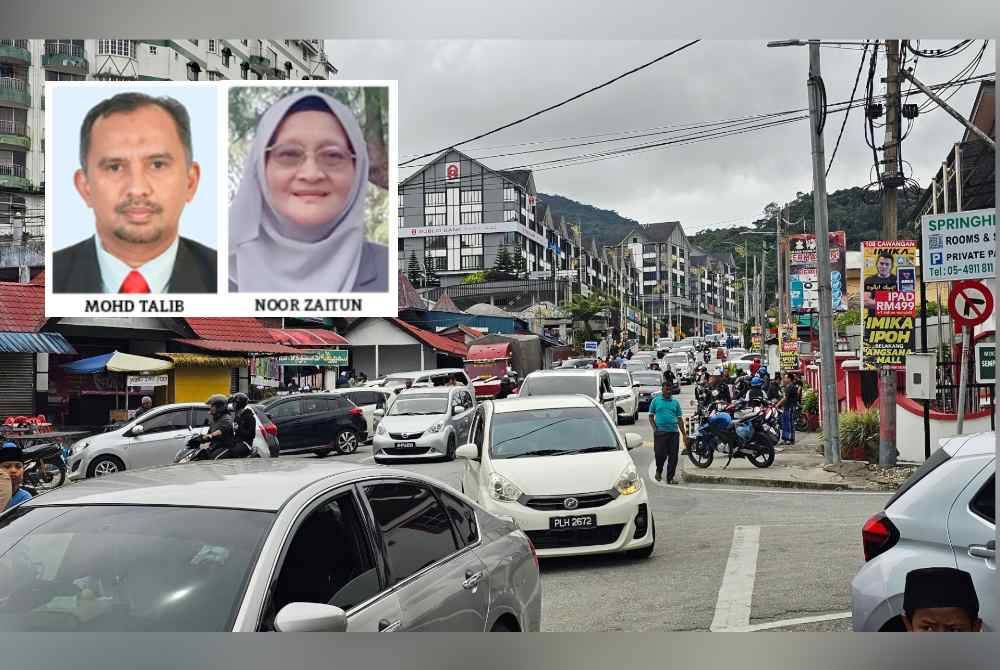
{"left": 0, "top": 442, "right": 32, "bottom": 510}
{"left": 902, "top": 567, "right": 982, "bottom": 632}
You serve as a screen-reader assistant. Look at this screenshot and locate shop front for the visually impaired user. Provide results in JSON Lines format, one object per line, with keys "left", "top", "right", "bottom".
{"left": 156, "top": 353, "right": 249, "bottom": 403}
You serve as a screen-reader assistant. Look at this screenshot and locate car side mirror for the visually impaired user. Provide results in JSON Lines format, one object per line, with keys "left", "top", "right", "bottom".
{"left": 274, "top": 602, "right": 348, "bottom": 633}
{"left": 602, "top": 392, "right": 616, "bottom": 402}
{"left": 131, "top": 424, "right": 145, "bottom": 436}
{"left": 373, "top": 409, "right": 385, "bottom": 419}
{"left": 453, "top": 405, "right": 466, "bottom": 414}
{"left": 455, "top": 443, "right": 479, "bottom": 461}
{"left": 625, "top": 432, "right": 643, "bottom": 450}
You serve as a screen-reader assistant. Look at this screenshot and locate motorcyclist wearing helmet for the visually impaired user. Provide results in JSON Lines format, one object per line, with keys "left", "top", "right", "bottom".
{"left": 708, "top": 366, "right": 732, "bottom": 404}
{"left": 197, "top": 394, "right": 236, "bottom": 458}
{"left": 229, "top": 392, "right": 256, "bottom": 458}
{"left": 745, "top": 376, "right": 767, "bottom": 405}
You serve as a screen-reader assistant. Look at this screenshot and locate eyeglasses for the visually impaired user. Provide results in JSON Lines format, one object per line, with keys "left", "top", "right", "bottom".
{"left": 265, "top": 144, "right": 356, "bottom": 172}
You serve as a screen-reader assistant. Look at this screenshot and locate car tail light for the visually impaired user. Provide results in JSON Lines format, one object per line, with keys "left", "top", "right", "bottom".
{"left": 350, "top": 407, "right": 364, "bottom": 416}
{"left": 265, "top": 423, "right": 278, "bottom": 435}
{"left": 862, "top": 512, "right": 899, "bottom": 562}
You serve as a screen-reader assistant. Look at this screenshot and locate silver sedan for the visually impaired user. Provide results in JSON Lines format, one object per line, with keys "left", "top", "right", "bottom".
{"left": 0, "top": 460, "right": 541, "bottom": 632}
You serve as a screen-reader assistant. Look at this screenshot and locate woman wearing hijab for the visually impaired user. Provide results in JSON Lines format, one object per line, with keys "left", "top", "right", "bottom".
{"left": 229, "top": 90, "right": 389, "bottom": 293}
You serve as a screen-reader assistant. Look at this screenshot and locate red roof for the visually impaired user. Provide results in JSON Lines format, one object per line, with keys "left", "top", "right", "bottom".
{"left": 398, "top": 273, "right": 426, "bottom": 310}
{"left": 185, "top": 317, "right": 277, "bottom": 343}
{"left": 391, "top": 319, "right": 467, "bottom": 357}
{"left": 267, "top": 328, "right": 350, "bottom": 347}
{"left": 173, "top": 338, "right": 301, "bottom": 354}
{"left": 0, "top": 282, "right": 46, "bottom": 332}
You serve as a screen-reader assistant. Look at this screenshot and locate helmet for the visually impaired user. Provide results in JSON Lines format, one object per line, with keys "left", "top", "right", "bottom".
{"left": 231, "top": 392, "right": 249, "bottom": 411}
{"left": 713, "top": 367, "right": 724, "bottom": 376}
{"left": 206, "top": 394, "right": 228, "bottom": 410}
{"left": 757, "top": 366, "right": 769, "bottom": 377}
{"left": 751, "top": 377, "right": 764, "bottom": 387}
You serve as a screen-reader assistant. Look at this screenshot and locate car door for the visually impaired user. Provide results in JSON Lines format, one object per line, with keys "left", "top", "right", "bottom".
{"left": 451, "top": 390, "right": 474, "bottom": 443}
{"left": 125, "top": 407, "right": 194, "bottom": 469}
{"left": 267, "top": 399, "right": 304, "bottom": 451}
{"left": 598, "top": 374, "right": 616, "bottom": 418}
{"left": 948, "top": 464, "right": 995, "bottom": 630}
{"left": 461, "top": 407, "right": 486, "bottom": 499}
{"left": 298, "top": 396, "right": 331, "bottom": 446}
{"left": 360, "top": 480, "right": 490, "bottom": 631}
{"left": 259, "top": 487, "right": 402, "bottom": 632}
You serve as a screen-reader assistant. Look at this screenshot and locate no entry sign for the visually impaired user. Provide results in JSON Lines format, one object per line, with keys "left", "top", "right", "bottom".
{"left": 948, "top": 280, "right": 993, "bottom": 328}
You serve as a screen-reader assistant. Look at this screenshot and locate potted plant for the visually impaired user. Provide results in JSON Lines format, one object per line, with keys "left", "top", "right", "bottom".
{"left": 838, "top": 408, "right": 880, "bottom": 462}
{"left": 800, "top": 387, "right": 820, "bottom": 431}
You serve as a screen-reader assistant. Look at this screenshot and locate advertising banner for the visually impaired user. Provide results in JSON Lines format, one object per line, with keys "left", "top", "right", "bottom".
{"left": 788, "top": 232, "right": 847, "bottom": 313}
{"left": 920, "top": 208, "right": 995, "bottom": 281}
{"left": 861, "top": 241, "right": 918, "bottom": 370}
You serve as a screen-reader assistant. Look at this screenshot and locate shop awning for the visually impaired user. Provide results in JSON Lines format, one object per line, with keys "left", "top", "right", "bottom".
{"left": 266, "top": 328, "right": 350, "bottom": 347}
{"left": 0, "top": 332, "right": 76, "bottom": 354}
{"left": 173, "top": 338, "right": 301, "bottom": 354}
{"left": 62, "top": 351, "right": 174, "bottom": 374}
{"left": 157, "top": 353, "right": 249, "bottom": 368}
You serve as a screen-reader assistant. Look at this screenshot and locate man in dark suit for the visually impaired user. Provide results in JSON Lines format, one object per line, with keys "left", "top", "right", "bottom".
{"left": 53, "top": 92, "right": 216, "bottom": 294}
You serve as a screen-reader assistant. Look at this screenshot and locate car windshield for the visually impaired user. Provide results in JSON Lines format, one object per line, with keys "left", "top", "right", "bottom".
{"left": 0, "top": 505, "right": 274, "bottom": 632}
{"left": 519, "top": 376, "right": 595, "bottom": 398}
{"left": 608, "top": 371, "right": 631, "bottom": 387}
{"left": 664, "top": 355, "right": 688, "bottom": 365}
{"left": 633, "top": 372, "right": 662, "bottom": 386}
{"left": 489, "top": 407, "right": 621, "bottom": 459}
{"left": 388, "top": 394, "right": 449, "bottom": 416}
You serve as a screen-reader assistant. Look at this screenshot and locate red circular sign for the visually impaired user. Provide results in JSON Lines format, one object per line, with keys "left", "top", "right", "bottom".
{"left": 949, "top": 280, "right": 994, "bottom": 327}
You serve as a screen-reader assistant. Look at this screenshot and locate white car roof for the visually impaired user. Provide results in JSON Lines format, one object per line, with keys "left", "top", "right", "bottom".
{"left": 21, "top": 460, "right": 412, "bottom": 512}
{"left": 527, "top": 369, "right": 602, "bottom": 377}
{"left": 944, "top": 431, "right": 995, "bottom": 458}
{"left": 386, "top": 368, "right": 467, "bottom": 379}
{"left": 396, "top": 387, "right": 459, "bottom": 397}
{"left": 492, "top": 395, "right": 599, "bottom": 412}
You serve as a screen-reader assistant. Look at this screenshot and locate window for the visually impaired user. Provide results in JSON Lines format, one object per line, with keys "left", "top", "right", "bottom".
{"left": 424, "top": 192, "right": 446, "bottom": 207}
{"left": 364, "top": 482, "right": 458, "bottom": 585}
{"left": 97, "top": 40, "right": 135, "bottom": 58}
{"left": 503, "top": 186, "right": 517, "bottom": 202}
{"left": 266, "top": 493, "right": 379, "bottom": 627}
{"left": 135, "top": 409, "right": 190, "bottom": 434}
{"left": 300, "top": 397, "right": 330, "bottom": 414}
{"left": 461, "top": 255, "right": 483, "bottom": 270}
{"left": 347, "top": 391, "right": 380, "bottom": 407}
{"left": 460, "top": 234, "right": 482, "bottom": 249}
{"left": 504, "top": 209, "right": 518, "bottom": 222}
{"left": 425, "top": 255, "right": 448, "bottom": 272}
{"left": 208, "top": 39, "right": 218, "bottom": 53}
{"left": 190, "top": 39, "right": 199, "bottom": 46}
{"left": 471, "top": 408, "right": 485, "bottom": 455}
{"left": 425, "top": 235, "right": 447, "bottom": 252}
{"left": 208, "top": 71, "right": 224, "bottom": 81}
{"left": 242, "top": 40, "right": 249, "bottom": 46}
{"left": 460, "top": 210, "right": 482, "bottom": 225}
{"left": 425, "top": 213, "right": 446, "bottom": 227}
{"left": 269, "top": 400, "right": 301, "bottom": 419}
{"left": 192, "top": 408, "right": 211, "bottom": 427}
{"left": 460, "top": 190, "right": 482, "bottom": 205}
{"left": 439, "top": 492, "right": 479, "bottom": 547}
{"left": 970, "top": 475, "right": 994, "bottom": 524}
{"left": 149, "top": 45, "right": 158, "bottom": 55}
{"left": 45, "top": 71, "right": 85, "bottom": 81}
{"left": 501, "top": 232, "right": 517, "bottom": 246}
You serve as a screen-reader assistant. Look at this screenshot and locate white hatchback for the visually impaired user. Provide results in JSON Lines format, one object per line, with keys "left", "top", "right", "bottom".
{"left": 456, "top": 395, "right": 654, "bottom": 559}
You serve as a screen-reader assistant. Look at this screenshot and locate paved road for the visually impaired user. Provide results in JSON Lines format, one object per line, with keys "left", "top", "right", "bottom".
{"left": 288, "top": 382, "right": 889, "bottom": 632}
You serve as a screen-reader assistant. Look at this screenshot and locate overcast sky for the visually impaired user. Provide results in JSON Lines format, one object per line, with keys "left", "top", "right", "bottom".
{"left": 329, "top": 40, "right": 994, "bottom": 233}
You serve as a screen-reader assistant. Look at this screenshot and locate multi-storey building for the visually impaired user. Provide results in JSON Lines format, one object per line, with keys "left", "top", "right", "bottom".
{"left": 0, "top": 38, "right": 336, "bottom": 280}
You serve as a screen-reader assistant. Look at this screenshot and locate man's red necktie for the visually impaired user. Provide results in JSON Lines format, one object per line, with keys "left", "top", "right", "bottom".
{"left": 119, "top": 270, "right": 151, "bottom": 294}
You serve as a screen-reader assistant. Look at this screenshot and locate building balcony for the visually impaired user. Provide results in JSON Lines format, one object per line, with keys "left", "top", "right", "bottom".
{"left": 0, "top": 40, "right": 31, "bottom": 66}
{"left": 0, "top": 163, "right": 30, "bottom": 191}
{"left": 42, "top": 43, "right": 88, "bottom": 74}
{"left": 0, "top": 120, "right": 30, "bottom": 151}
{"left": 0, "top": 77, "right": 30, "bottom": 109}
{"left": 248, "top": 54, "right": 270, "bottom": 73}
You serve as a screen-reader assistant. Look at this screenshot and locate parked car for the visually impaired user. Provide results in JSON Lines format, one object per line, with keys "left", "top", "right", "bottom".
{"left": 607, "top": 369, "right": 639, "bottom": 424}
{"left": 382, "top": 368, "right": 472, "bottom": 389}
{"left": 329, "top": 387, "right": 393, "bottom": 442}
{"left": 557, "top": 358, "right": 597, "bottom": 370}
{"left": 515, "top": 369, "right": 618, "bottom": 421}
{"left": 256, "top": 393, "right": 367, "bottom": 457}
{"left": 456, "top": 395, "right": 652, "bottom": 559}
{"left": 632, "top": 371, "right": 669, "bottom": 411}
{"left": 0, "top": 460, "right": 541, "bottom": 631}
{"left": 373, "top": 387, "right": 477, "bottom": 462}
{"left": 851, "top": 432, "right": 995, "bottom": 631}
{"left": 67, "top": 402, "right": 213, "bottom": 480}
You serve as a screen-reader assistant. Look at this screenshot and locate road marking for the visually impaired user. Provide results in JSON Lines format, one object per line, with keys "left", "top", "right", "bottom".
{"left": 710, "top": 525, "right": 761, "bottom": 632}
{"left": 723, "top": 611, "right": 852, "bottom": 632}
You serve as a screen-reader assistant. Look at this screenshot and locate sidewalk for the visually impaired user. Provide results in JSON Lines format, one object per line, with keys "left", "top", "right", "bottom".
{"left": 680, "top": 432, "right": 918, "bottom": 492}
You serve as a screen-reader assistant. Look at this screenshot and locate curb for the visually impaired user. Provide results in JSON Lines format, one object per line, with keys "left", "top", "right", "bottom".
{"left": 681, "top": 470, "right": 853, "bottom": 491}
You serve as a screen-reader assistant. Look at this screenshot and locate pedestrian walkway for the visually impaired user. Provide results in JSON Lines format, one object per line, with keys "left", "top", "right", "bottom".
{"left": 679, "top": 432, "right": 916, "bottom": 491}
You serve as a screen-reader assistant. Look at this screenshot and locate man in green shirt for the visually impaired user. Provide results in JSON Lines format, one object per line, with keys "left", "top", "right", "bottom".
{"left": 648, "top": 381, "right": 686, "bottom": 484}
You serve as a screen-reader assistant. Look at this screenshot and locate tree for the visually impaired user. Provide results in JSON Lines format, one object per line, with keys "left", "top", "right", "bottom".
{"left": 566, "top": 293, "right": 613, "bottom": 341}
{"left": 511, "top": 245, "right": 527, "bottom": 278}
{"left": 423, "top": 262, "right": 441, "bottom": 288}
{"left": 462, "top": 271, "right": 488, "bottom": 284}
{"left": 491, "top": 246, "right": 516, "bottom": 280}
{"left": 406, "top": 251, "right": 422, "bottom": 286}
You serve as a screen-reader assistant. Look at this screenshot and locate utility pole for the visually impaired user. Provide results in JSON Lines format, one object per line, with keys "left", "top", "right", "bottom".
{"left": 807, "top": 40, "right": 840, "bottom": 465}
{"left": 879, "top": 39, "right": 901, "bottom": 467}
{"left": 760, "top": 241, "right": 768, "bottom": 357}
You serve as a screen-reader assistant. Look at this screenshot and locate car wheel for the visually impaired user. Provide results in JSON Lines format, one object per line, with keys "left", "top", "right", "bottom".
{"left": 87, "top": 455, "right": 125, "bottom": 478}
{"left": 490, "top": 619, "right": 518, "bottom": 632}
{"left": 334, "top": 428, "right": 360, "bottom": 455}
{"left": 628, "top": 518, "right": 655, "bottom": 559}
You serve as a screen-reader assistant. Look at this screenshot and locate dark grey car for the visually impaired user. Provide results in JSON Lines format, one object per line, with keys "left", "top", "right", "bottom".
{"left": 0, "top": 460, "right": 541, "bottom": 632}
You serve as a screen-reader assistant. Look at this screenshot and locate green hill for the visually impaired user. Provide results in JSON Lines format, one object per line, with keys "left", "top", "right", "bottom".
{"left": 537, "top": 193, "right": 640, "bottom": 245}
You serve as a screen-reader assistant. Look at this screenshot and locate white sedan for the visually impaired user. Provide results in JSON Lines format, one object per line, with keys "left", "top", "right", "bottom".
{"left": 607, "top": 368, "right": 639, "bottom": 424}
{"left": 456, "top": 395, "right": 654, "bottom": 559}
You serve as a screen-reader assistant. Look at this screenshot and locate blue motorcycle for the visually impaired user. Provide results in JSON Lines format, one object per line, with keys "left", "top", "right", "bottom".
{"left": 687, "top": 408, "right": 777, "bottom": 469}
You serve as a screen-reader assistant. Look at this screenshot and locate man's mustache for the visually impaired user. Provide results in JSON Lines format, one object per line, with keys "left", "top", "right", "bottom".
{"left": 115, "top": 200, "right": 163, "bottom": 215}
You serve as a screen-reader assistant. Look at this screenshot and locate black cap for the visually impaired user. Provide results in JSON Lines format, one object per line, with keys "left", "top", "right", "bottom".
{"left": 0, "top": 442, "right": 23, "bottom": 464}
{"left": 903, "top": 567, "right": 979, "bottom": 617}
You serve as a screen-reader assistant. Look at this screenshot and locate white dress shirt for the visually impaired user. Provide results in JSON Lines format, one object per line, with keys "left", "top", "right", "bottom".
{"left": 95, "top": 236, "right": 179, "bottom": 293}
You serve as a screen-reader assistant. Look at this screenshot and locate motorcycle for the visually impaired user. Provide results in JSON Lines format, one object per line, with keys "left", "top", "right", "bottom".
{"left": 687, "top": 404, "right": 777, "bottom": 470}
{"left": 21, "top": 442, "right": 67, "bottom": 492}
{"left": 174, "top": 433, "right": 265, "bottom": 464}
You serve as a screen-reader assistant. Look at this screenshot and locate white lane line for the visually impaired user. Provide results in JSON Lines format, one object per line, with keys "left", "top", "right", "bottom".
{"left": 710, "top": 525, "right": 761, "bottom": 632}
{"left": 724, "top": 611, "right": 852, "bottom": 632}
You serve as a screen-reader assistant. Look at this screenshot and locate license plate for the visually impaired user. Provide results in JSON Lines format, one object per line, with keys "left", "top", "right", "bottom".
{"left": 550, "top": 514, "right": 597, "bottom": 530}
{"left": 395, "top": 442, "right": 416, "bottom": 448}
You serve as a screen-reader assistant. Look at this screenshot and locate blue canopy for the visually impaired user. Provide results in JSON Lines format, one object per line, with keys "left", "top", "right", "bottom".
{"left": 61, "top": 353, "right": 115, "bottom": 374}
{"left": 60, "top": 351, "right": 173, "bottom": 374}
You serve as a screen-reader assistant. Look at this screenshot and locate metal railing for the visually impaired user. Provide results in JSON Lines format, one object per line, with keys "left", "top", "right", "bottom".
{"left": 44, "top": 42, "right": 86, "bottom": 59}
{"left": 0, "top": 40, "right": 29, "bottom": 50}
{"left": 0, "top": 77, "right": 28, "bottom": 92}
{"left": 0, "top": 120, "right": 28, "bottom": 137}
{"left": 0, "top": 163, "right": 27, "bottom": 178}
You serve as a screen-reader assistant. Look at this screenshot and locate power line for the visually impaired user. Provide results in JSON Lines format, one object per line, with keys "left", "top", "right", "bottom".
{"left": 826, "top": 41, "right": 870, "bottom": 177}
{"left": 398, "top": 40, "right": 702, "bottom": 167}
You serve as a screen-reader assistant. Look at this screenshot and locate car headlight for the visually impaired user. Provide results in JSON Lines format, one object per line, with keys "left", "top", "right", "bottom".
{"left": 488, "top": 473, "right": 523, "bottom": 502}
{"left": 376, "top": 423, "right": 387, "bottom": 436}
{"left": 615, "top": 464, "right": 642, "bottom": 496}
{"left": 428, "top": 421, "right": 444, "bottom": 433}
